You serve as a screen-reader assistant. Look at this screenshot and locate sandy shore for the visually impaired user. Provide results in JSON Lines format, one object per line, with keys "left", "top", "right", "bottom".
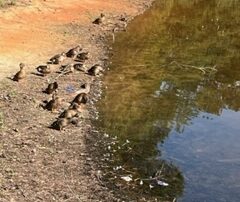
{"left": 0, "top": 1, "right": 154, "bottom": 202}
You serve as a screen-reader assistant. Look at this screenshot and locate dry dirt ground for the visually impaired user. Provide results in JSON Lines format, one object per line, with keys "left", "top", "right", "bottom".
{"left": 0, "top": 0, "right": 154, "bottom": 202}
{"left": 0, "top": 0, "right": 151, "bottom": 79}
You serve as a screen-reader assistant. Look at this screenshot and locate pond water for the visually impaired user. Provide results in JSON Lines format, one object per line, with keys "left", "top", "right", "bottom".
{"left": 97, "top": 0, "right": 240, "bottom": 201}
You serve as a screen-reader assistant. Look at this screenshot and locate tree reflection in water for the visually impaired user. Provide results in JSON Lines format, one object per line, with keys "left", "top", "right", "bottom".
{"left": 96, "top": 0, "right": 240, "bottom": 201}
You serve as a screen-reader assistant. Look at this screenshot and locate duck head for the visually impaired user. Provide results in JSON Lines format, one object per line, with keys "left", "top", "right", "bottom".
{"left": 19, "top": 63, "right": 25, "bottom": 70}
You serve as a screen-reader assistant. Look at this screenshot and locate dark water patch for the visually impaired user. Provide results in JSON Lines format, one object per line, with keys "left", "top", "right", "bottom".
{"left": 96, "top": 0, "right": 240, "bottom": 201}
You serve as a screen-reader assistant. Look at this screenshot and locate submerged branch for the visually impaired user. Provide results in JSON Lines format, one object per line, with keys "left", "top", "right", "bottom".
{"left": 170, "top": 61, "right": 217, "bottom": 74}
{"left": 117, "top": 62, "right": 217, "bottom": 75}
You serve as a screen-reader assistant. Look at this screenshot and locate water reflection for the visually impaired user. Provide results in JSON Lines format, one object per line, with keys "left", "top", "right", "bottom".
{"left": 97, "top": 0, "right": 240, "bottom": 201}
{"left": 161, "top": 109, "right": 240, "bottom": 201}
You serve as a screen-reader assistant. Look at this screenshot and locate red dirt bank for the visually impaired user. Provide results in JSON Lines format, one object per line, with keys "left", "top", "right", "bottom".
{"left": 0, "top": 0, "right": 148, "bottom": 79}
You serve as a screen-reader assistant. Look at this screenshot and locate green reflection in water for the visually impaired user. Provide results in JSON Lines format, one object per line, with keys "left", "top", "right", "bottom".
{"left": 96, "top": 0, "right": 240, "bottom": 201}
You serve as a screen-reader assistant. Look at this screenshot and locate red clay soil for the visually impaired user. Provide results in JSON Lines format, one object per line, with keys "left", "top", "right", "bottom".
{"left": 0, "top": 0, "right": 155, "bottom": 202}
{"left": 0, "top": 0, "right": 147, "bottom": 79}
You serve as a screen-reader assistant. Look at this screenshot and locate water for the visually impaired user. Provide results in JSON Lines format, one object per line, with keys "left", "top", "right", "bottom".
{"left": 97, "top": 0, "right": 240, "bottom": 201}
{"left": 161, "top": 109, "right": 240, "bottom": 201}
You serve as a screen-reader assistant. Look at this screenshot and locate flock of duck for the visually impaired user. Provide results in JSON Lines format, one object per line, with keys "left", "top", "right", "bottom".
{"left": 12, "top": 13, "right": 108, "bottom": 131}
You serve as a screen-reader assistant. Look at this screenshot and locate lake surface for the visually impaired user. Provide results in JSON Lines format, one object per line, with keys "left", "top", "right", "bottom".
{"left": 97, "top": 0, "right": 240, "bottom": 201}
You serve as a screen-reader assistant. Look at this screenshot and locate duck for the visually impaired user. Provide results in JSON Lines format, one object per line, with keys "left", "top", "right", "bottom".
{"left": 51, "top": 118, "right": 69, "bottom": 131}
{"left": 93, "top": 13, "right": 105, "bottom": 25}
{"left": 87, "top": 64, "right": 104, "bottom": 76}
{"left": 13, "top": 63, "right": 26, "bottom": 81}
{"left": 36, "top": 64, "right": 51, "bottom": 76}
{"left": 45, "top": 93, "right": 63, "bottom": 112}
{"left": 75, "top": 52, "right": 89, "bottom": 62}
{"left": 44, "top": 81, "right": 58, "bottom": 94}
{"left": 66, "top": 45, "right": 82, "bottom": 58}
{"left": 50, "top": 52, "right": 66, "bottom": 64}
{"left": 71, "top": 93, "right": 88, "bottom": 105}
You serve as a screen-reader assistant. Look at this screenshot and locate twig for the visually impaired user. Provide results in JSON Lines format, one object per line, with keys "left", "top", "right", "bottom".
{"left": 169, "top": 61, "right": 217, "bottom": 74}
{"left": 120, "top": 64, "right": 147, "bottom": 68}
{"left": 155, "top": 163, "right": 164, "bottom": 177}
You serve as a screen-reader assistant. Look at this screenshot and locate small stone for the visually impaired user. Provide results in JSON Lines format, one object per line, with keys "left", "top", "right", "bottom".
{"left": 103, "top": 133, "right": 109, "bottom": 138}
{"left": 13, "top": 128, "right": 19, "bottom": 132}
{"left": 121, "top": 175, "right": 132, "bottom": 182}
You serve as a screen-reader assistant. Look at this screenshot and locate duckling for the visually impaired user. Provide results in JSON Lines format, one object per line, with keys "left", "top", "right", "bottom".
{"left": 13, "top": 63, "right": 26, "bottom": 81}
{"left": 45, "top": 94, "right": 63, "bottom": 112}
{"left": 87, "top": 64, "right": 104, "bottom": 76}
{"left": 93, "top": 13, "right": 105, "bottom": 25}
{"left": 80, "top": 83, "right": 91, "bottom": 93}
{"left": 71, "top": 117, "right": 81, "bottom": 127}
{"left": 71, "top": 93, "right": 88, "bottom": 105}
{"left": 44, "top": 81, "right": 58, "bottom": 94}
{"left": 75, "top": 83, "right": 91, "bottom": 94}
{"left": 36, "top": 64, "right": 51, "bottom": 76}
{"left": 59, "top": 108, "right": 78, "bottom": 119}
{"left": 75, "top": 52, "right": 89, "bottom": 62}
{"left": 69, "top": 102, "right": 83, "bottom": 112}
{"left": 120, "top": 16, "right": 127, "bottom": 22}
{"left": 80, "top": 83, "right": 87, "bottom": 88}
{"left": 50, "top": 52, "right": 66, "bottom": 64}
{"left": 51, "top": 118, "right": 69, "bottom": 131}
{"left": 59, "top": 64, "right": 75, "bottom": 74}
{"left": 66, "top": 45, "right": 82, "bottom": 58}
{"left": 73, "top": 63, "right": 86, "bottom": 72}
